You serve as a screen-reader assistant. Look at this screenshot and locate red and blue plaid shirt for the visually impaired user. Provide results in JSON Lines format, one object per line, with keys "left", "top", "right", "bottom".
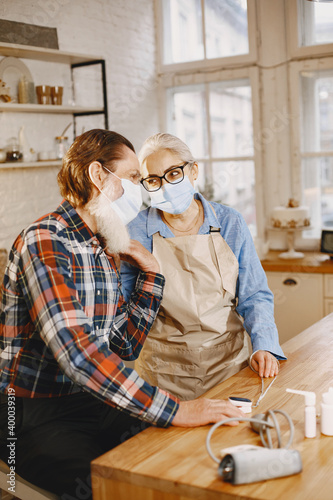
{"left": 0, "top": 200, "right": 179, "bottom": 426}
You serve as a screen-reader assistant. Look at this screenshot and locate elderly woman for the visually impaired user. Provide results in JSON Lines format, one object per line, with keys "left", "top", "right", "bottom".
{"left": 121, "top": 133, "right": 285, "bottom": 401}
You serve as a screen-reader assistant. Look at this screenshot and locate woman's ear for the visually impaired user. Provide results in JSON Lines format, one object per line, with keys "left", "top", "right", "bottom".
{"left": 191, "top": 162, "right": 199, "bottom": 182}
{"left": 89, "top": 161, "right": 107, "bottom": 191}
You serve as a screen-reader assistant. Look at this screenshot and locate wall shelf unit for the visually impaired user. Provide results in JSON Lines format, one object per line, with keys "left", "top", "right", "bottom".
{"left": 0, "top": 42, "right": 109, "bottom": 138}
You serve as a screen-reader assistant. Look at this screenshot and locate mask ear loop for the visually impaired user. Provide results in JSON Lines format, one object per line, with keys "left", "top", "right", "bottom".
{"left": 102, "top": 165, "right": 121, "bottom": 181}
{"left": 88, "top": 163, "right": 121, "bottom": 203}
{"left": 249, "top": 351, "right": 279, "bottom": 408}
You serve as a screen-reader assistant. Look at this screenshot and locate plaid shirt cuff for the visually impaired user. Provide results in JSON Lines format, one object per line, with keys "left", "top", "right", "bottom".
{"left": 145, "top": 388, "right": 179, "bottom": 427}
{"left": 136, "top": 271, "right": 165, "bottom": 298}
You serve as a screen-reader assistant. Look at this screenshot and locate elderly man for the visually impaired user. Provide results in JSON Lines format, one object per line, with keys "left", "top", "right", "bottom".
{"left": 0, "top": 129, "right": 243, "bottom": 500}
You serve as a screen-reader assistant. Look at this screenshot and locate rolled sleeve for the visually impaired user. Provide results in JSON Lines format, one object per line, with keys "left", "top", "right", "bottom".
{"left": 234, "top": 217, "right": 286, "bottom": 360}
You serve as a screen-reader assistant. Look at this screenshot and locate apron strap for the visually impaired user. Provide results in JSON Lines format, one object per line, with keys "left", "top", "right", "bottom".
{"left": 208, "top": 202, "right": 221, "bottom": 234}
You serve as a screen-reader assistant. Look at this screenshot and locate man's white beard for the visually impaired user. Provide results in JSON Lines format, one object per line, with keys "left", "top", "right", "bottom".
{"left": 88, "top": 185, "right": 130, "bottom": 254}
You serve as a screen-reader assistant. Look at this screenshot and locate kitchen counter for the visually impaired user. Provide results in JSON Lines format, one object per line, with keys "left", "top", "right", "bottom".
{"left": 261, "top": 250, "right": 333, "bottom": 274}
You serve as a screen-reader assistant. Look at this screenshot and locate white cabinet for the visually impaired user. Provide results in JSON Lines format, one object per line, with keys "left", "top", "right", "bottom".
{"left": 324, "top": 275, "right": 333, "bottom": 316}
{"left": 266, "top": 272, "right": 324, "bottom": 344}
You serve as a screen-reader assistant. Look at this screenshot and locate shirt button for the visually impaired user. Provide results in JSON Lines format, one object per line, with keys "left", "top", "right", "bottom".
{"left": 97, "top": 290, "right": 101, "bottom": 295}
{"left": 96, "top": 325, "right": 99, "bottom": 330}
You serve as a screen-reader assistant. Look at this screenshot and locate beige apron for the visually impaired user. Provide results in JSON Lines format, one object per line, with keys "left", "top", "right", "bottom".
{"left": 135, "top": 228, "right": 250, "bottom": 400}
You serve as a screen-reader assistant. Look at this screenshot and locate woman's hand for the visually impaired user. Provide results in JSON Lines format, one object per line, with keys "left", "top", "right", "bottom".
{"left": 251, "top": 350, "right": 279, "bottom": 378}
{"left": 120, "top": 240, "right": 160, "bottom": 274}
{"left": 172, "top": 398, "right": 245, "bottom": 427}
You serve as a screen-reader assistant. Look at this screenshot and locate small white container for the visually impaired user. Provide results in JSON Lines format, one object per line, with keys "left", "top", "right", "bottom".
{"left": 321, "top": 387, "right": 333, "bottom": 436}
{"left": 55, "top": 136, "right": 68, "bottom": 159}
{"left": 38, "top": 151, "right": 49, "bottom": 161}
{"left": 286, "top": 388, "right": 316, "bottom": 438}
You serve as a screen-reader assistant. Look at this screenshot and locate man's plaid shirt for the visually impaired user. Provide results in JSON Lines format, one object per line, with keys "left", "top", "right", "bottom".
{"left": 0, "top": 200, "right": 178, "bottom": 426}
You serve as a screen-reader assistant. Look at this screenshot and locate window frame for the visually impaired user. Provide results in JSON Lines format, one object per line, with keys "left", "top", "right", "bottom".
{"left": 287, "top": 0, "right": 333, "bottom": 59}
{"left": 155, "top": 0, "right": 257, "bottom": 75}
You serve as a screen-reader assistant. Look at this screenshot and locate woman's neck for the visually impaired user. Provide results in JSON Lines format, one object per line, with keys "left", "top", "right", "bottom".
{"left": 161, "top": 199, "right": 204, "bottom": 236}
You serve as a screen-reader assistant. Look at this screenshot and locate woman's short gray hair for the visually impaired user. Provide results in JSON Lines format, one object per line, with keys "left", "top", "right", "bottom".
{"left": 138, "top": 133, "right": 195, "bottom": 166}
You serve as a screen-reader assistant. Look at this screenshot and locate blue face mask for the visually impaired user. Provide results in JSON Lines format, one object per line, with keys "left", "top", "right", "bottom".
{"left": 149, "top": 175, "right": 195, "bottom": 215}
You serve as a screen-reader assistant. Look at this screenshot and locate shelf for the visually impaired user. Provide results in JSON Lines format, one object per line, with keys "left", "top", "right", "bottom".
{"left": 0, "top": 160, "right": 62, "bottom": 169}
{"left": 0, "top": 42, "right": 102, "bottom": 64}
{"left": 0, "top": 103, "right": 104, "bottom": 114}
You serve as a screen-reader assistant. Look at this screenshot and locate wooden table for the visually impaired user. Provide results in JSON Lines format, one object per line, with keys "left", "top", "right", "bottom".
{"left": 91, "top": 314, "right": 333, "bottom": 500}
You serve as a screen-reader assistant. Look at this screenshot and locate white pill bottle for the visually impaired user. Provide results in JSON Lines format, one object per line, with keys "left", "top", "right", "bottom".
{"left": 321, "top": 387, "right": 333, "bottom": 436}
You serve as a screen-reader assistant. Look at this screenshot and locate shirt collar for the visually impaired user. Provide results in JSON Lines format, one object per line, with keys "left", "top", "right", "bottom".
{"left": 146, "top": 192, "right": 221, "bottom": 237}
{"left": 55, "top": 199, "right": 99, "bottom": 246}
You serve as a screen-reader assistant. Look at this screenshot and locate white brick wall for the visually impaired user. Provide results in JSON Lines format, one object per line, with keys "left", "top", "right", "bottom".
{"left": 0, "top": 0, "right": 159, "bottom": 252}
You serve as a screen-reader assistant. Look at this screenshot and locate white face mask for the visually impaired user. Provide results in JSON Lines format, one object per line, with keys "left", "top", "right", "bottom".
{"left": 90, "top": 165, "right": 142, "bottom": 225}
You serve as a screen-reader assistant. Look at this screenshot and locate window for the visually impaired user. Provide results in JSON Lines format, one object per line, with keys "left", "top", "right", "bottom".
{"left": 158, "top": 0, "right": 258, "bottom": 235}
{"left": 287, "top": 0, "right": 333, "bottom": 242}
{"left": 204, "top": 0, "right": 249, "bottom": 59}
{"left": 288, "top": 0, "right": 333, "bottom": 58}
{"left": 298, "top": 0, "right": 333, "bottom": 47}
{"left": 163, "top": 0, "right": 204, "bottom": 64}
{"left": 300, "top": 68, "right": 333, "bottom": 236}
{"left": 158, "top": 0, "right": 333, "bottom": 247}
{"left": 159, "top": 0, "right": 255, "bottom": 69}
{"left": 166, "top": 78, "right": 257, "bottom": 234}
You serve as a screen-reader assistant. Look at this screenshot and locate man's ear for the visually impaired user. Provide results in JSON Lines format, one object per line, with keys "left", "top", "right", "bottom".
{"left": 89, "top": 161, "right": 107, "bottom": 191}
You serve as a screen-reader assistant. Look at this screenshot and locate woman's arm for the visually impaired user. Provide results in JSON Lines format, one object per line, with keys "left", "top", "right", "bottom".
{"left": 230, "top": 215, "right": 286, "bottom": 367}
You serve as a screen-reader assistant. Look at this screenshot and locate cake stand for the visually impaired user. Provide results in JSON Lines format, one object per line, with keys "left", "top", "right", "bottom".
{"left": 269, "top": 226, "right": 312, "bottom": 259}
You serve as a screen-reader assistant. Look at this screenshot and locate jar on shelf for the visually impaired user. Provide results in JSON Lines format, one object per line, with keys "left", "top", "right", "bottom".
{"left": 6, "top": 137, "right": 23, "bottom": 162}
{"left": 55, "top": 136, "right": 68, "bottom": 160}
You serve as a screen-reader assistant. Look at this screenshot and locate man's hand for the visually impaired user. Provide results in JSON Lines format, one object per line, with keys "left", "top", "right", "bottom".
{"left": 120, "top": 240, "right": 160, "bottom": 274}
{"left": 172, "top": 398, "right": 245, "bottom": 427}
{"left": 251, "top": 350, "right": 279, "bottom": 378}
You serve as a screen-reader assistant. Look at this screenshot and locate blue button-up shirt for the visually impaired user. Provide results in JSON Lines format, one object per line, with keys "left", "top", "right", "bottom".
{"left": 121, "top": 193, "right": 286, "bottom": 360}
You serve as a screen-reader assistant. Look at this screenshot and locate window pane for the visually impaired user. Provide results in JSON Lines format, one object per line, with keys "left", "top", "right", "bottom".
{"left": 162, "top": 0, "right": 204, "bottom": 64}
{"left": 300, "top": 69, "right": 333, "bottom": 153}
{"left": 209, "top": 161, "right": 256, "bottom": 235}
{"left": 205, "top": 0, "right": 248, "bottom": 59}
{"left": 299, "top": 0, "right": 333, "bottom": 47}
{"left": 302, "top": 157, "right": 333, "bottom": 237}
{"left": 167, "top": 85, "right": 208, "bottom": 158}
{"left": 209, "top": 80, "right": 253, "bottom": 157}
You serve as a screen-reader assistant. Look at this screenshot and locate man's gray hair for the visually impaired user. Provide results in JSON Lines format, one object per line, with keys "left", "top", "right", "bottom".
{"left": 138, "top": 133, "right": 195, "bottom": 166}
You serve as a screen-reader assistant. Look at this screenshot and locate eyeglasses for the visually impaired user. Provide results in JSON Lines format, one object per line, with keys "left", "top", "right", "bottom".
{"left": 140, "top": 162, "right": 189, "bottom": 192}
